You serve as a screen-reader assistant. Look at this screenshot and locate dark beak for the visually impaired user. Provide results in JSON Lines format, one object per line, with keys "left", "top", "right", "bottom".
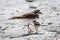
{"left": 38, "top": 11, "right": 42, "bottom": 14}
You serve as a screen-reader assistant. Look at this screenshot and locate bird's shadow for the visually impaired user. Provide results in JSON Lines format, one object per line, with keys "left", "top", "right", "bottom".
{"left": 10, "top": 33, "right": 42, "bottom": 39}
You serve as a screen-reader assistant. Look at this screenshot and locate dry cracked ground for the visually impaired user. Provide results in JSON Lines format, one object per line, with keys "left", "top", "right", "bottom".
{"left": 0, "top": 0, "right": 60, "bottom": 40}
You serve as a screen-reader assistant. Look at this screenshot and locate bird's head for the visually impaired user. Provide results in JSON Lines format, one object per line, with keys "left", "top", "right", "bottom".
{"left": 34, "top": 10, "right": 42, "bottom": 14}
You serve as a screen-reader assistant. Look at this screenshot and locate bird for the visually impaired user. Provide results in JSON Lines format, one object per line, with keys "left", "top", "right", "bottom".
{"left": 33, "top": 20, "right": 40, "bottom": 26}
{"left": 33, "top": 20, "right": 40, "bottom": 34}
{"left": 9, "top": 9, "right": 42, "bottom": 19}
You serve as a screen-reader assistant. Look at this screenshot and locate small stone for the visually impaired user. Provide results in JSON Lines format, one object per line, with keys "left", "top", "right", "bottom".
{"left": 16, "top": 10, "right": 19, "bottom": 12}
{"left": 57, "top": 31, "right": 60, "bottom": 34}
{"left": 29, "top": 6, "right": 37, "bottom": 9}
{"left": 2, "top": 32, "right": 5, "bottom": 34}
{"left": 2, "top": 9, "right": 5, "bottom": 10}
{"left": 26, "top": 0, "right": 34, "bottom": 2}
{"left": 56, "top": 13, "right": 60, "bottom": 16}
{"left": 51, "top": 7, "right": 57, "bottom": 10}
{"left": 11, "top": 13, "right": 14, "bottom": 15}
{"left": 48, "top": 22, "right": 53, "bottom": 25}
{"left": 0, "top": 26, "right": 2, "bottom": 29}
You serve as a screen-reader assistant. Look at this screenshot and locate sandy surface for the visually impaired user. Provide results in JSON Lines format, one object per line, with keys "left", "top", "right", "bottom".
{"left": 0, "top": 0, "right": 60, "bottom": 40}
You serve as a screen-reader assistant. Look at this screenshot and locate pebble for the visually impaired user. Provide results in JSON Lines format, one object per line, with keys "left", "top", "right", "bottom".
{"left": 0, "top": 26, "right": 2, "bottom": 29}
{"left": 26, "top": 0, "right": 34, "bottom": 2}
{"left": 29, "top": 6, "right": 37, "bottom": 9}
{"left": 48, "top": 22, "right": 53, "bottom": 25}
{"left": 16, "top": 10, "right": 19, "bottom": 12}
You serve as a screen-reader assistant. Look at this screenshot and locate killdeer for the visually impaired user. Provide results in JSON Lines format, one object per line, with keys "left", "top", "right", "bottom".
{"left": 10, "top": 10, "right": 42, "bottom": 19}
{"left": 33, "top": 20, "right": 40, "bottom": 34}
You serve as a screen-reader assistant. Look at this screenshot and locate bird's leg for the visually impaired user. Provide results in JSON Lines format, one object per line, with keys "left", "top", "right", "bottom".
{"left": 27, "top": 23, "right": 30, "bottom": 34}
{"left": 27, "top": 23, "right": 33, "bottom": 34}
{"left": 35, "top": 26, "right": 38, "bottom": 34}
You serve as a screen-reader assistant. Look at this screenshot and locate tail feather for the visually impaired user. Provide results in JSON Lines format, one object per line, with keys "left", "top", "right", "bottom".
{"left": 9, "top": 16, "right": 24, "bottom": 20}
{"left": 11, "top": 17, "right": 22, "bottom": 19}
